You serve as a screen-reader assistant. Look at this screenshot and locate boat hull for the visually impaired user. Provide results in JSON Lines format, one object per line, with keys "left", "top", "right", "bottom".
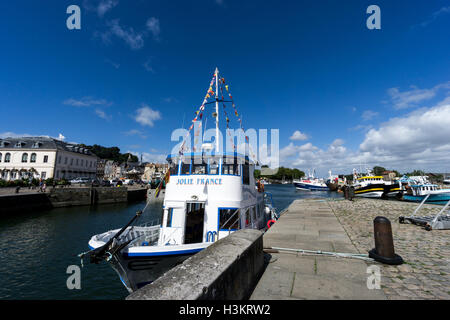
{"left": 294, "top": 182, "right": 328, "bottom": 191}
{"left": 383, "top": 184, "right": 402, "bottom": 198}
{"left": 111, "top": 244, "right": 208, "bottom": 292}
{"left": 354, "top": 183, "right": 385, "bottom": 198}
{"left": 402, "top": 194, "right": 450, "bottom": 205}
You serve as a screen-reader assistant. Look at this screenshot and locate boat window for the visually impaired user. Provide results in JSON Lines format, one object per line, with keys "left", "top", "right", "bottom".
{"left": 243, "top": 165, "right": 250, "bottom": 185}
{"left": 219, "top": 208, "right": 239, "bottom": 230}
{"left": 180, "top": 160, "right": 191, "bottom": 174}
{"left": 166, "top": 208, "right": 173, "bottom": 227}
{"left": 222, "top": 162, "right": 240, "bottom": 175}
{"left": 250, "top": 207, "right": 256, "bottom": 224}
{"left": 169, "top": 162, "right": 179, "bottom": 175}
{"left": 192, "top": 161, "right": 207, "bottom": 175}
{"left": 209, "top": 161, "right": 219, "bottom": 175}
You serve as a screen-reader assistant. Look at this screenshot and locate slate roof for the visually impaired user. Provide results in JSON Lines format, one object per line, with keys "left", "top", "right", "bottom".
{"left": 0, "top": 136, "right": 97, "bottom": 157}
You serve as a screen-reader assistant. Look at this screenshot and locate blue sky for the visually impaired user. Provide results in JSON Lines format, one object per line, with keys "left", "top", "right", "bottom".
{"left": 1, "top": 1, "right": 449, "bottom": 176}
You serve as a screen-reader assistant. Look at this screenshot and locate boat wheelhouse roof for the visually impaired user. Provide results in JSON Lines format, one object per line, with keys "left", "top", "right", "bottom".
{"left": 357, "top": 176, "right": 383, "bottom": 180}
{"left": 411, "top": 184, "right": 438, "bottom": 188}
{"left": 166, "top": 152, "right": 255, "bottom": 164}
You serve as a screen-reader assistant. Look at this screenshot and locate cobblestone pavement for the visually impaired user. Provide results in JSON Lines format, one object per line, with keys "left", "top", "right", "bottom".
{"left": 327, "top": 198, "right": 450, "bottom": 300}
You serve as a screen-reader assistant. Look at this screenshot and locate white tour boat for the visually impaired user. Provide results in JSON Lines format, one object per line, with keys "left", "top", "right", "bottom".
{"left": 80, "top": 68, "right": 279, "bottom": 292}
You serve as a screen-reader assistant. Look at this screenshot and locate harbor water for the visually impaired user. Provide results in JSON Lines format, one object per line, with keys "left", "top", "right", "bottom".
{"left": 0, "top": 184, "right": 342, "bottom": 300}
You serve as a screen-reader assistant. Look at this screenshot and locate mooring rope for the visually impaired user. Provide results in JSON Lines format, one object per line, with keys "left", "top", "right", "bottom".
{"left": 263, "top": 246, "right": 375, "bottom": 262}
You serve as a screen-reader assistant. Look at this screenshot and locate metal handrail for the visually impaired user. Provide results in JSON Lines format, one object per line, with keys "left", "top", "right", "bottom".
{"left": 219, "top": 209, "right": 240, "bottom": 231}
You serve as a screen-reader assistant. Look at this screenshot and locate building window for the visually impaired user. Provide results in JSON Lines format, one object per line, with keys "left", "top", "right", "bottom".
{"left": 5, "top": 153, "right": 11, "bottom": 163}
{"left": 30, "top": 153, "right": 36, "bottom": 163}
{"left": 41, "top": 172, "right": 46, "bottom": 179}
{"left": 81, "top": 159, "right": 84, "bottom": 166}
{"left": 76, "top": 159, "right": 79, "bottom": 166}
{"left": 58, "top": 156, "right": 61, "bottom": 164}
{"left": 219, "top": 208, "right": 240, "bottom": 230}
{"left": 64, "top": 157, "right": 68, "bottom": 164}
{"left": 0, "top": 153, "right": 2, "bottom": 162}
{"left": 43, "top": 155, "right": 48, "bottom": 163}
{"left": 70, "top": 158, "right": 73, "bottom": 165}
{"left": 21, "top": 153, "right": 28, "bottom": 163}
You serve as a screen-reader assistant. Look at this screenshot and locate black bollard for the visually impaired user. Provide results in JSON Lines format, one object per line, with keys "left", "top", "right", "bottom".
{"left": 369, "top": 216, "right": 403, "bottom": 265}
{"left": 349, "top": 186, "right": 355, "bottom": 201}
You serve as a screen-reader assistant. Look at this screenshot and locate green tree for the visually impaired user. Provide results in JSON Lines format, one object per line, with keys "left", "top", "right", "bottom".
{"left": 373, "top": 166, "right": 386, "bottom": 176}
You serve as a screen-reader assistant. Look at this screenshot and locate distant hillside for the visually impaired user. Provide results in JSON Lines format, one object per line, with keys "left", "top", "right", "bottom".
{"left": 76, "top": 144, "right": 139, "bottom": 163}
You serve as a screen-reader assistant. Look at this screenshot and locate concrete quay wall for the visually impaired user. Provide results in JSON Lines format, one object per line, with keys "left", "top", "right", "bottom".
{"left": 0, "top": 187, "right": 147, "bottom": 214}
{"left": 126, "top": 229, "right": 265, "bottom": 300}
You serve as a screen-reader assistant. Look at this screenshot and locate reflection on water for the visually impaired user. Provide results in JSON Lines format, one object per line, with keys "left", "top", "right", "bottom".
{"left": 0, "top": 184, "right": 341, "bottom": 300}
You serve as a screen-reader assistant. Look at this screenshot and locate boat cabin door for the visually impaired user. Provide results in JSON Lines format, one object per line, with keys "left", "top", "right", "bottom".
{"left": 184, "top": 202, "right": 205, "bottom": 244}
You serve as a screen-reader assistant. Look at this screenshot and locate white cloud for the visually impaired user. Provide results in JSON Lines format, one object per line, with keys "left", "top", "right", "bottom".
{"left": 134, "top": 104, "right": 162, "bottom": 127}
{"left": 417, "top": 6, "right": 450, "bottom": 28}
{"left": 123, "top": 129, "right": 147, "bottom": 139}
{"left": 142, "top": 152, "right": 167, "bottom": 163}
{"left": 280, "top": 99, "right": 450, "bottom": 176}
{"left": 95, "top": 109, "right": 112, "bottom": 120}
{"left": 361, "top": 110, "right": 379, "bottom": 121}
{"left": 97, "top": 0, "right": 118, "bottom": 17}
{"left": 386, "top": 82, "right": 450, "bottom": 109}
{"left": 146, "top": 17, "right": 161, "bottom": 41}
{"left": 143, "top": 59, "right": 155, "bottom": 73}
{"left": 98, "top": 17, "right": 161, "bottom": 50}
{"left": 0, "top": 132, "right": 66, "bottom": 141}
{"left": 289, "top": 130, "right": 308, "bottom": 141}
{"left": 63, "top": 97, "right": 112, "bottom": 107}
{"left": 107, "top": 19, "right": 145, "bottom": 50}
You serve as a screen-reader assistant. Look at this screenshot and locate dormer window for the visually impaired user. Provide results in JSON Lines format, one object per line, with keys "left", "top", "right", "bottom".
{"left": 15, "top": 141, "right": 25, "bottom": 148}
{"left": 0, "top": 141, "right": 10, "bottom": 147}
{"left": 32, "top": 142, "right": 42, "bottom": 148}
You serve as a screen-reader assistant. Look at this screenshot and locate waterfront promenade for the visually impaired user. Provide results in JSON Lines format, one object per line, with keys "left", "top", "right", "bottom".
{"left": 251, "top": 198, "right": 450, "bottom": 300}
{"left": 250, "top": 199, "right": 387, "bottom": 300}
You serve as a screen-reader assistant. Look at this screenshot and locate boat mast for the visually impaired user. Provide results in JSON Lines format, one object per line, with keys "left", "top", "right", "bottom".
{"left": 215, "top": 67, "right": 219, "bottom": 153}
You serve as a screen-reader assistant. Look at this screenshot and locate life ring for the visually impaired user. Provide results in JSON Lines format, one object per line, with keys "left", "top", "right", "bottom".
{"left": 267, "top": 219, "right": 276, "bottom": 229}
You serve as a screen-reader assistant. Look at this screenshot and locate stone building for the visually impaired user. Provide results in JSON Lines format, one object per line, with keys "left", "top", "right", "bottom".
{"left": 0, "top": 136, "right": 98, "bottom": 181}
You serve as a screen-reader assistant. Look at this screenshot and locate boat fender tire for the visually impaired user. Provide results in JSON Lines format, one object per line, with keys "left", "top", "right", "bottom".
{"left": 267, "top": 219, "right": 276, "bottom": 229}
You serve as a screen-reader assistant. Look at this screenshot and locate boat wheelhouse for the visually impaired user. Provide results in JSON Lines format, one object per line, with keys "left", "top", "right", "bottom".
{"left": 402, "top": 183, "right": 450, "bottom": 205}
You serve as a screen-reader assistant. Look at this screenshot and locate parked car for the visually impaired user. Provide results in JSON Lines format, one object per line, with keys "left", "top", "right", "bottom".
{"left": 70, "top": 177, "right": 90, "bottom": 184}
{"left": 110, "top": 179, "right": 123, "bottom": 187}
{"left": 123, "top": 179, "right": 134, "bottom": 185}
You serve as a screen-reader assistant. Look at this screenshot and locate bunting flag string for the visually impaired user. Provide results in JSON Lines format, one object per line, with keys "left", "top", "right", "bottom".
{"left": 221, "top": 78, "right": 257, "bottom": 160}
{"left": 219, "top": 82, "right": 236, "bottom": 151}
{"left": 179, "top": 72, "right": 216, "bottom": 155}
{"left": 178, "top": 71, "right": 256, "bottom": 161}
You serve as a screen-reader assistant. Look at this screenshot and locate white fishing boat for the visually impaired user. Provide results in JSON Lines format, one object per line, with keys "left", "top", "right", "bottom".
{"left": 293, "top": 169, "right": 328, "bottom": 191}
{"left": 80, "top": 68, "right": 279, "bottom": 292}
{"left": 351, "top": 168, "right": 388, "bottom": 198}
